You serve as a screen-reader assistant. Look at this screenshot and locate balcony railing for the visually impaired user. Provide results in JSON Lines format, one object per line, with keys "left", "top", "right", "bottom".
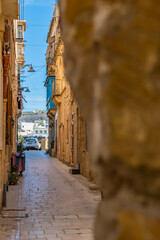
{"left": 17, "top": 53, "right": 24, "bottom": 59}
{"left": 46, "top": 58, "right": 55, "bottom": 72}
{"left": 52, "top": 79, "right": 61, "bottom": 96}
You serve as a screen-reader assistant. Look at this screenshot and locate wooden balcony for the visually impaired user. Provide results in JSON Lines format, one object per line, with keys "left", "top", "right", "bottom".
{"left": 47, "top": 108, "right": 57, "bottom": 119}
{"left": 17, "top": 54, "right": 24, "bottom": 63}
{"left": 52, "top": 79, "right": 63, "bottom": 105}
{"left": 52, "top": 79, "right": 61, "bottom": 96}
{"left": 46, "top": 58, "right": 55, "bottom": 76}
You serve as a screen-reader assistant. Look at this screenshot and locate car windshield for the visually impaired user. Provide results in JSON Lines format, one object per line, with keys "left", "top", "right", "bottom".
{"left": 25, "top": 139, "right": 36, "bottom": 142}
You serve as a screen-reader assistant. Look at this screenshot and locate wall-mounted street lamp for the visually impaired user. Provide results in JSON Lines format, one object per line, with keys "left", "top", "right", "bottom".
{"left": 19, "top": 64, "right": 35, "bottom": 73}
{"left": 28, "top": 65, "right": 35, "bottom": 72}
{"left": 25, "top": 87, "right": 30, "bottom": 92}
{"left": 18, "top": 87, "right": 30, "bottom": 93}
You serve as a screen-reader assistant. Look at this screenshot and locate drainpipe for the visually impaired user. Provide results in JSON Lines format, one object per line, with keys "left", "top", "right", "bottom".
{"left": 76, "top": 108, "right": 80, "bottom": 169}
{"left": 2, "top": 183, "right": 6, "bottom": 207}
{"left": 3, "top": 21, "right": 10, "bottom": 98}
{"left": 3, "top": 55, "right": 9, "bottom": 98}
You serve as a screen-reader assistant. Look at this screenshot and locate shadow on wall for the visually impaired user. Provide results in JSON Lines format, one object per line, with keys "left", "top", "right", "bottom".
{"left": 58, "top": 0, "right": 160, "bottom": 240}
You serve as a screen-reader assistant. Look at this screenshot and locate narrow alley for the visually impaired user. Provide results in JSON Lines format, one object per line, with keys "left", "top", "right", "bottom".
{"left": 0, "top": 151, "right": 100, "bottom": 240}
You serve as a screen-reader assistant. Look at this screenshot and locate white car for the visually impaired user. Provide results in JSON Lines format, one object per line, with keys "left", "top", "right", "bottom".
{"left": 23, "top": 138, "right": 41, "bottom": 151}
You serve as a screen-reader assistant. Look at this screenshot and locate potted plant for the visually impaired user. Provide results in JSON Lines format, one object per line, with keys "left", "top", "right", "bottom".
{"left": 11, "top": 165, "right": 18, "bottom": 173}
{"left": 8, "top": 172, "right": 20, "bottom": 185}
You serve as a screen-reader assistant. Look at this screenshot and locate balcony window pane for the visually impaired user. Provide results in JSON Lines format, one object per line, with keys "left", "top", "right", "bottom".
{"left": 18, "top": 25, "right": 23, "bottom": 30}
{"left": 18, "top": 31, "right": 23, "bottom": 39}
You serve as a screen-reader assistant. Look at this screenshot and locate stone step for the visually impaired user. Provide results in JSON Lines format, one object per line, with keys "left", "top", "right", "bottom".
{"left": 69, "top": 168, "right": 80, "bottom": 174}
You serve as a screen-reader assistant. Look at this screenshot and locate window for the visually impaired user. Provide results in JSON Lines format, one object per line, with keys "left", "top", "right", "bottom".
{"left": 17, "top": 25, "right": 24, "bottom": 39}
{"left": 35, "top": 130, "right": 38, "bottom": 134}
{"left": 18, "top": 31, "right": 23, "bottom": 39}
{"left": 44, "top": 130, "right": 47, "bottom": 134}
{"left": 18, "top": 48, "right": 24, "bottom": 57}
{"left": 40, "top": 130, "right": 43, "bottom": 134}
{"left": 18, "top": 25, "right": 23, "bottom": 30}
{"left": 25, "top": 139, "right": 35, "bottom": 142}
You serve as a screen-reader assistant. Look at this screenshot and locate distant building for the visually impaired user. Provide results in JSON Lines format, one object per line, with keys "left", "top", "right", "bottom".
{"left": 18, "top": 122, "right": 34, "bottom": 136}
{"left": 33, "top": 120, "right": 48, "bottom": 137}
{"left": 19, "top": 111, "right": 48, "bottom": 122}
{"left": 18, "top": 111, "right": 48, "bottom": 138}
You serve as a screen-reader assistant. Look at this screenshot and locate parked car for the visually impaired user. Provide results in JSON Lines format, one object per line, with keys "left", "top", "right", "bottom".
{"left": 23, "top": 138, "right": 41, "bottom": 151}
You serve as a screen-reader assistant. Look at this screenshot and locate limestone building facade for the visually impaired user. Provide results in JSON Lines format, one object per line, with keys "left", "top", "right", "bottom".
{"left": 45, "top": 5, "right": 94, "bottom": 179}
{"left": 0, "top": 0, "right": 26, "bottom": 208}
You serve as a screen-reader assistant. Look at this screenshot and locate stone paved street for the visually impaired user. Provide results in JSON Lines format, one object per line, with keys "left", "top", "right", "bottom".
{"left": 0, "top": 151, "right": 100, "bottom": 240}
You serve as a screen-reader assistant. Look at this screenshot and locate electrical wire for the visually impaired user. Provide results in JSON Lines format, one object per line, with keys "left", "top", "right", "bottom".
{"left": 20, "top": 65, "right": 46, "bottom": 92}
{"left": 19, "top": 0, "right": 22, "bottom": 20}
{"left": 27, "top": 25, "right": 48, "bottom": 27}
{"left": 19, "top": 0, "right": 21, "bottom": 19}
{"left": 27, "top": 65, "right": 46, "bottom": 78}
{"left": 25, "top": 45, "right": 46, "bottom": 47}
{"left": 23, "top": 0, "right": 24, "bottom": 20}
{"left": 33, "top": 66, "right": 46, "bottom": 68}
{"left": 21, "top": 0, "right": 23, "bottom": 19}
{"left": 22, "top": 79, "right": 46, "bottom": 95}
{"left": 23, "top": 108, "right": 46, "bottom": 110}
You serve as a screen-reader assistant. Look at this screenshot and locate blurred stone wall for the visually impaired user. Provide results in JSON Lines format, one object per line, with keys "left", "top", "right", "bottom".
{"left": 59, "top": 0, "right": 160, "bottom": 239}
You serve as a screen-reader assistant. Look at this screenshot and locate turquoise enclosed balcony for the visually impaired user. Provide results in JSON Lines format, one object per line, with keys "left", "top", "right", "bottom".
{"left": 44, "top": 77, "right": 57, "bottom": 117}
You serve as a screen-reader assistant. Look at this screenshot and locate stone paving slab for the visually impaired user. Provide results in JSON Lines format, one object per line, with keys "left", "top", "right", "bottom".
{"left": 0, "top": 151, "right": 100, "bottom": 239}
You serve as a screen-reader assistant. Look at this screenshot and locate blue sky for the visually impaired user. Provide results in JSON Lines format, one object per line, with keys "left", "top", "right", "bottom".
{"left": 19, "top": 0, "right": 56, "bottom": 111}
